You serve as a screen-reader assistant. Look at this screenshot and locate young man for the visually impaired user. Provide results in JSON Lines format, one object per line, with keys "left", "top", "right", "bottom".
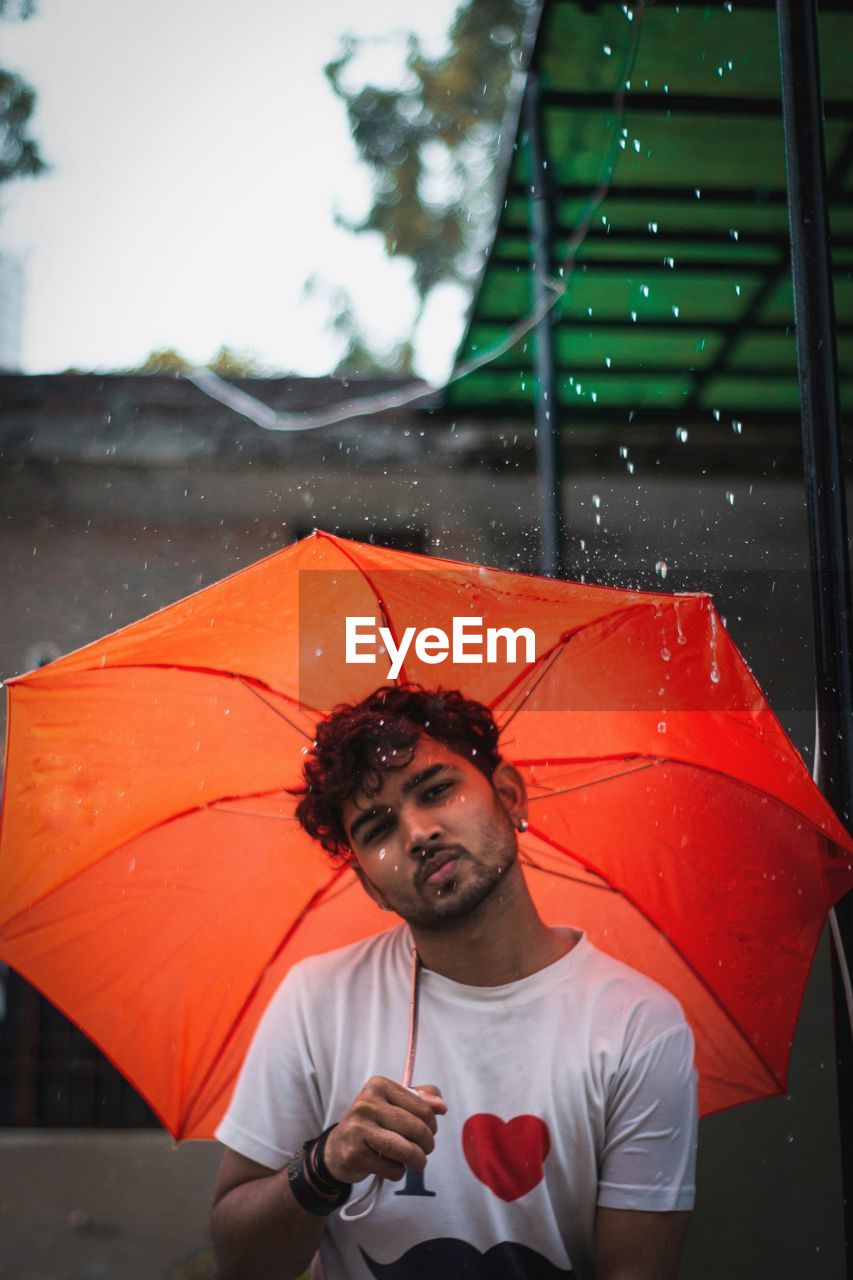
{"left": 211, "top": 686, "right": 697, "bottom": 1280}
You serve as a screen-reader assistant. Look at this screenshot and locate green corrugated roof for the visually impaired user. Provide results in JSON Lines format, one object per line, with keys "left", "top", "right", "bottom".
{"left": 447, "top": 0, "right": 853, "bottom": 431}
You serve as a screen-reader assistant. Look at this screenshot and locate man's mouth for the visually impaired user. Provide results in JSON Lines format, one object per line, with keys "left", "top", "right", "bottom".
{"left": 424, "top": 857, "right": 459, "bottom": 887}
{"left": 418, "top": 848, "right": 465, "bottom": 888}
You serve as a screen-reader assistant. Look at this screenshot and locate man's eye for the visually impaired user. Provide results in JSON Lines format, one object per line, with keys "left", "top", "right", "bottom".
{"left": 365, "top": 818, "right": 392, "bottom": 843}
{"left": 425, "top": 781, "right": 453, "bottom": 801}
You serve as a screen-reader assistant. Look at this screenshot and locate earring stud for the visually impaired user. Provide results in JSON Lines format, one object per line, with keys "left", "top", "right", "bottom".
{"left": 517, "top": 817, "right": 528, "bottom": 833}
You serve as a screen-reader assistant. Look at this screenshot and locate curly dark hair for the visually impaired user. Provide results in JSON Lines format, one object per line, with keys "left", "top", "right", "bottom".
{"left": 293, "top": 685, "right": 503, "bottom": 861}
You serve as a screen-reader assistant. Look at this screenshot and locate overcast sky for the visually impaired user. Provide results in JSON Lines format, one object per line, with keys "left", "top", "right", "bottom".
{"left": 1, "top": 0, "right": 470, "bottom": 378}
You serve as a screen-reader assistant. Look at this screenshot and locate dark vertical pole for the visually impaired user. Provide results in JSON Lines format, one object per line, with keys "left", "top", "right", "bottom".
{"left": 776, "top": 0, "right": 853, "bottom": 1260}
{"left": 523, "top": 70, "right": 565, "bottom": 579}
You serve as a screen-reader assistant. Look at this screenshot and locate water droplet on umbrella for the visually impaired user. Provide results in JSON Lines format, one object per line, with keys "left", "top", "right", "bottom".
{"left": 661, "top": 648, "right": 671, "bottom": 661}
{"left": 657, "top": 722, "right": 667, "bottom": 734}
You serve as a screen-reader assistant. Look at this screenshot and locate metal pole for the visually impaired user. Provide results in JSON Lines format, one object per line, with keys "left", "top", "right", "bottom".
{"left": 523, "top": 70, "right": 565, "bottom": 579}
{"left": 776, "top": 0, "right": 853, "bottom": 1260}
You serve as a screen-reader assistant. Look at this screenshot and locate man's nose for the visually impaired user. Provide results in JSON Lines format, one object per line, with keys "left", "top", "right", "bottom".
{"left": 400, "top": 809, "right": 443, "bottom": 858}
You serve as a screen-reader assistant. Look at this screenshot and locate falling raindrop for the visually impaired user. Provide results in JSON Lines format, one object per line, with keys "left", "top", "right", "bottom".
{"left": 619, "top": 446, "right": 629, "bottom": 458}
{"left": 672, "top": 304, "right": 680, "bottom": 318}
{"left": 655, "top": 560, "right": 668, "bottom": 580}
{"left": 641, "top": 284, "right": 650, "bottom": 298}
{"left": 726, "top": 491, "right": 735, "bottom": 505}
{"left": 732, "top": 420, "right": 743, "bottom": 435}
{"left": 676, "top": 427, "right": 688, "bottom": 443}
{"left": 592, "top": 494, "right": 602, "bottom": 509}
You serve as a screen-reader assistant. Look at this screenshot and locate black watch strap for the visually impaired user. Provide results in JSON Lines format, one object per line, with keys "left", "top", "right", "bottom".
{"left": 287, "top": 1128, "right": 352, "bottom": 1216}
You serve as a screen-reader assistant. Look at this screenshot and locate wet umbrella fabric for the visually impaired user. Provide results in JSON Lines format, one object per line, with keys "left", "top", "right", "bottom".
{"left": 1, "top": 531, "right": 851, "bottom": 1139}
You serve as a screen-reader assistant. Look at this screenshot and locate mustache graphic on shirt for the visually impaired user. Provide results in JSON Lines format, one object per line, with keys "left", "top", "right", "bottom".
{"left": 360, "top": 1239, "right": 575, "bottom": 1279}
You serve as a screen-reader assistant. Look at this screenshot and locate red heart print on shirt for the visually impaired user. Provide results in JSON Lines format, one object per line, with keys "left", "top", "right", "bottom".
{"left": 462, "top": 1114, "right": 551, "bottom": 1201}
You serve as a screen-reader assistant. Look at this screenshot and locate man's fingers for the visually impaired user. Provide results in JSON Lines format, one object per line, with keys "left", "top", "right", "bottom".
{"left": 410, "top": 1084, "right": 447, "bottom": 1115}
{"left": 368, "top": 1102, "right": 436, "bottom": 1155}
{"left": 366, "top": 1077, "right": 446, "bottom": 1129}
{"left": 324, "top": 1076, "right": 446, "bottom": 1184}
{"left": 361, "top": 1143, "right": 407, "bottom": 1182}
{"left": 364, "top": 1126, "right": 428, "bottom": 1174}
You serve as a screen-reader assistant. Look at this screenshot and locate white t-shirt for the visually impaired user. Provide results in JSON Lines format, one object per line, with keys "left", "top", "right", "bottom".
{"left": 216, "top": 926, "right": 697, "bottom": 1280}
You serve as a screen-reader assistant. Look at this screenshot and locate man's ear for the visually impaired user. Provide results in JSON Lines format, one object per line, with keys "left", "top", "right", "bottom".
{"left": 349, "top": 858, "right": 392, "bottom": 911}
{"left": 491, "top": 761, "right": 528, "bottom": 830}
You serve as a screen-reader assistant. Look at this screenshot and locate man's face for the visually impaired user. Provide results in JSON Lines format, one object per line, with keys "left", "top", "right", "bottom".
{"left": 341, "top": 736, "right": 522, "bottom": 931}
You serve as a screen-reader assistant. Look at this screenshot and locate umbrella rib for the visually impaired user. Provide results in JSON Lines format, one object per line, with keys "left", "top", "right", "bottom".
{"left": 525, "top": 818, "right": 787, "bottom": 1095}
{"left": 515, "top": 750, "right": 852, "bottom": 852}
{"left": 237, "top": 678, "right": 314, "bottom": 738}
{"left": 0, "top": 784, "right": 303, "bottom": 936}
{"left": 26, "top": 660, "right": 327, "bottom": 728}
{"left": 525, "top": 759, "right": 662, "bottom": 801}
{"left": 496, "top": 644, "right": 568, "bottom": 731}
{"left": 323, "top": 534, "right": 412, "bottom": 688}
{"left": 176, "top": 863, "right": 353, "bottom": 1138}
{"left": 493, "top": 599, "right": 656, "bottom": 729}
{"left": 519, "top": 849, "right": 615, "bottom": 893}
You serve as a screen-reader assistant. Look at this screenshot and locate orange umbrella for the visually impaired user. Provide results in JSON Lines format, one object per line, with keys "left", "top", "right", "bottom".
{"left": 1, "top": 530, "right": 851, "bottom": 1138}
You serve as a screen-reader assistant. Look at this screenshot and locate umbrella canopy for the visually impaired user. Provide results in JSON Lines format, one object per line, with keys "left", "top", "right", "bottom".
{"left": 1, "top": 530, "right": 851, "bottom": 1139}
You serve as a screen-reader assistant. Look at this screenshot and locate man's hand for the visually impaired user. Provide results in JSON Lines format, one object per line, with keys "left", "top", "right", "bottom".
{"left": 323, "top": 1077, "right": 447, "bottom": 1185}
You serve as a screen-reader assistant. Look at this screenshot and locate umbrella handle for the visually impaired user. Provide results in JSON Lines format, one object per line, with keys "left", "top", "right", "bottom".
{"left": 339, "top": 944, "right": 422, "bottom": 1223}
{"left": 813, "top": 705, "right": 853, "bottom": 1038}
